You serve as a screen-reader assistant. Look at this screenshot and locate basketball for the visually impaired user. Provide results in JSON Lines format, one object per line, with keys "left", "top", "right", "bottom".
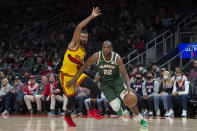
{"left": 123, "top": 93, "right": 138, "bottom": 107}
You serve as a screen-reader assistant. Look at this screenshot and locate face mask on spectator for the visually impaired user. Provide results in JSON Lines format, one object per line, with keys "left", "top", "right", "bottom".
{"left": 176, "top": 76, "right": 182, "bottom": 81}
{"left": 136, "top": 77, "right": 142, "bottom": 80}
{"left": 163, "top": 75, "right": 168, "bottom": 80}
{"left": 146, "top": 76, "right": 152, "bottom": 80}
{"left": 139, "top": 67, "right": 144, "bottom": 71}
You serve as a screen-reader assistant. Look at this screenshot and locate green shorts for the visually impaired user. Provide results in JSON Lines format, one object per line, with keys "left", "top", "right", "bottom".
{"left": 100, "top": 79, "right": 126, "bottom": 102}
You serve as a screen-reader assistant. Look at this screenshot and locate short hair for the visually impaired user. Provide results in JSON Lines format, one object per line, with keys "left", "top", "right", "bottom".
{"left": 175, "top": 66, "right": 182, "bottom": 71}
{"left": 176, "top": 70, "right": 183, "bottom": 75}
{"left": 151, "top": 62, "right": 158, "bottom": 67}
{"left": 134, "top": 72, "right": 143, "bottom": 77}
{"left": 145, "top": 71, "right": 154, "bottom": 77}
{"left": 138, "top": 64, "right": 144, "bottom": 67}
{"left": 49, "top": 73, "right": 55, "bottom": 76}
{"left": 103, "top": 40, "right": 112, "bottom": 47}
{"left": 81, "top": 30, "right": 88, "bottom": 34}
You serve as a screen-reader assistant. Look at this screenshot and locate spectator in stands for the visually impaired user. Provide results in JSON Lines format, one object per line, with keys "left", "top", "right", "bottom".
{"left": 43, "top": 73, "right": 58, "bottom": 115}
{"left": 47, "top": 80, "right": 68, "bottom": 115}
{"left": 138, "top": 64, "right": 147, "bottom": 75}
{"left": 31, "top": 56, "right": 45, "bottom": 75}
{"left": 23, "top": 75, "right": 39, "bottom": 115}
{"left": 156, "top": 68, "right": 166, "bottom": 87}
{"left": 12, "top": 76, "right": 26, "bottom": 114}
{"left": 151, "top": 63, "right": 160, "bottom": 79}
{"left": 0, "top": 58, "right": 7, "bottom": 71}
{"left": 130, "top": 66, "right": 138, "bottom": 84}
{"left": 130, "top": 72, "right": 144, "bottom": 112}
{"left": 52, "top": 53, "right": 61, "bottom": 74}
{"left": 1, "top": 76, "right": 25, "bottom": 115}
{"left": 135, "top": 19, "right": 144, "bottom": 34}
{"left": 21, "top": 71, "right": 30, "bottom": 84}
{"left": 97, "top": 92, "right": 110, "bottom": 115}
{"left": 166, "top": 71, "right": 190, "bottom": 117}
{"left": 0, "top": 78, "right": 12, "bottom": 113}
{"left": 75, "top": 86, "right": 90, "bottom": 115}
{"left": 161, "top": 14, "right": 172, "bottom": 28}
{"left": 34, "top": 75, "right": 48, "bottom": 114}
{"left": 142, "top": 71, "right": 159, "bottom": 116}
{"left": 133, "top": 36, "right": 144, "bottom": 53}
{"left": 172, "top": 66, "right": 187, "bottom": 81}
{"left": 0, "top": 71, "right": 5, "bottom": 82}
{"left": 154, "top": 71, "right": 173, "bottom": 116}
{"left": 190, "top": 59, "right": 197, "bottom": 80}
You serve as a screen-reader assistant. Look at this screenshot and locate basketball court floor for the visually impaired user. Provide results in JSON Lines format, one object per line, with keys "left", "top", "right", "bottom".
{"left": 0, "top": 115, "right": 196, "bottom": 131}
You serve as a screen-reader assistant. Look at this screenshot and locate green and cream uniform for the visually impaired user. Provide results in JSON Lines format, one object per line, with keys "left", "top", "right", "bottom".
{"left": 97, "top": 51, "right": 126, "bottom": 116}
{"left": 96, "top": 51, "right": 148, "bottom": 128}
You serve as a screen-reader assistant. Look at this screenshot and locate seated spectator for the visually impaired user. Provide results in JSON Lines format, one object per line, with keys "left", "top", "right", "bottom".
{"left": 161, "top": 15, "right": 172, "bottom": 28}
{"left": 75, "top": 86, "right": 90, "bottom": 115}
{"left": 21, "top": 71, "right": 30, "bottom": 84}
{"left": 190, "top": 59, "right": 197, "bottom": 80}
{"left": 166, "top": 71, "right": 190, "bottom": 117}
{"left": 130, "top": 66, "right": 138, "bottom": 84}
{"left": 0, "top": 71, "right": 5, "bottom": 82}
{"left": 43, "top": 74, "right": 57, "bottom": 114}
{"left": 44, "top": 73, "right": 63, "bottom": 115}
{"left": 31, "top": 57, "right": 45, "bottom": 75}
{"left": 151, "top": 63, "right": 160, "bottom": 79}
{"left": 142, "top": 71, "right": 159, "bottom": 116}
{"left": 1, "top": 76, "right": 25, "bottom": 115}
{"left": 130, "top": 72, "right": 144, "bottom": 112}
{"left": 48, "top": 80, "right": 68, "bottom": 115}
{"left": 97, "top": 92, "right": 110, "bottom": 115}
{"left": 172, "top": 66, "right": 187, "bottom": 81}
{"left": 138, "top": 64, "right": 147, "bottom": 75}
{"left": 154, "top": 71, "right": 173, "bottom": 116}
{"left": 23, "top": 75, "right": 39, "bottom": 115}
{"left": 52, "top": 53, "right": 61, "bottom": 74}
{"left": 133, "top": 36, "right": 144, "bottom": 53}
{"left": 0, "top": 58, "right": 8, "bottom": 72}
{"left": 34, "top": 75, "right": 48, "bottom": 114}
{"left": 156, "top": 68, "right": 166, "bottom": 87}
{"left": 0, "top": 78, "right": 12, "bottom": 113}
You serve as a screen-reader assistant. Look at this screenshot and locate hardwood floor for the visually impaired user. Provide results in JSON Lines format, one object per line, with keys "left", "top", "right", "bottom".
{"left": 0, "top": 115, "right": 196, "bottom": 131}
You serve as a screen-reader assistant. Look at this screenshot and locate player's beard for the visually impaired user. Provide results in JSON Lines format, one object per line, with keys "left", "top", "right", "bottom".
{"left": 80, "top": 40, "right": 87, "bottom": 45}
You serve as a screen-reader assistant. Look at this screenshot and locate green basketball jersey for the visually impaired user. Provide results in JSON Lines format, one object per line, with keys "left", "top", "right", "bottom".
{"left": 97, "top": 51, "right": 121, "bottom": 85}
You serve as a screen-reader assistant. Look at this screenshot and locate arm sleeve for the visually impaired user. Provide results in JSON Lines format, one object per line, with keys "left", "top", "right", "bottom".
{"left": 149, "top": 81, "right": 159, "bottom": 97}
{"left": 142, "top": 81, "right": 147, "bottom": 96}
{"left": 172, "top": 82, "right": 177, "bottom": 93}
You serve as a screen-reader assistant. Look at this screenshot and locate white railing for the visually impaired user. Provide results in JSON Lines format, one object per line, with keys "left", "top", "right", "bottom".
{"left": 158, "top": 32, "right": 197, "bottom": 71}
{"left": 42, "top": 11, "right": 69, "bottom": 32}
{"left": 12, "top": 11, "right": 68, "bottom": 42}
{"left": 125, "top": 30, "right": 175, "bottom": 66}
{"left": 159, "top": 43, "right": 194, "bottom": 70}
{"left": 177, "top": 12, "right": 197, "bottom": 34}
{"left": 125, "top": 12, "right": 197, "bottom": 67}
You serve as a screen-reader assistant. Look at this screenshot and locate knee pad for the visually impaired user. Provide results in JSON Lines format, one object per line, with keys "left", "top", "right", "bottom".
{"left": 109, "top": 98, "right": 121, "bottom": 112}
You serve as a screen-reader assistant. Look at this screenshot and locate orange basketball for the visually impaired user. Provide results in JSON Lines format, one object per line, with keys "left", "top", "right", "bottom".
{"left": 123, "top": 93, "right": 138, "bottom": 107}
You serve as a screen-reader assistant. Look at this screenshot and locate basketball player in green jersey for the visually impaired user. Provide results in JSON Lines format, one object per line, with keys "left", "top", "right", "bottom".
{"left": 67, "top": 40, "right": 148, "bottom": 128}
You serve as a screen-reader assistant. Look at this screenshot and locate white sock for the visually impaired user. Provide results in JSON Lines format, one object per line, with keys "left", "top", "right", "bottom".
{"left": 136, "top": 113, "right": 143, "bottom": 122}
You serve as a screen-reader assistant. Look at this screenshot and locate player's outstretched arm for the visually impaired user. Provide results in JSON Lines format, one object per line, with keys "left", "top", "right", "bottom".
{"left": 68, "top": 7, "right": 101, "bottom": 50}
{"left": 116, "top": 55, "right": 134, "bottom": 92}
{"left": 67, "top": 53, "right": 99, "bottom": 87}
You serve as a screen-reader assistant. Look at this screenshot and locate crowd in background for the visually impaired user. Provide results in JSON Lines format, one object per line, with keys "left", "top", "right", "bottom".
{"left": 0, "top": 0, "right": 184, "bottom": 80}
{"left": 0, "top": 0, "right": 196, "bottom": 117}
{"left": 0, "top": 59, "right": 197, "bottom": 117}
